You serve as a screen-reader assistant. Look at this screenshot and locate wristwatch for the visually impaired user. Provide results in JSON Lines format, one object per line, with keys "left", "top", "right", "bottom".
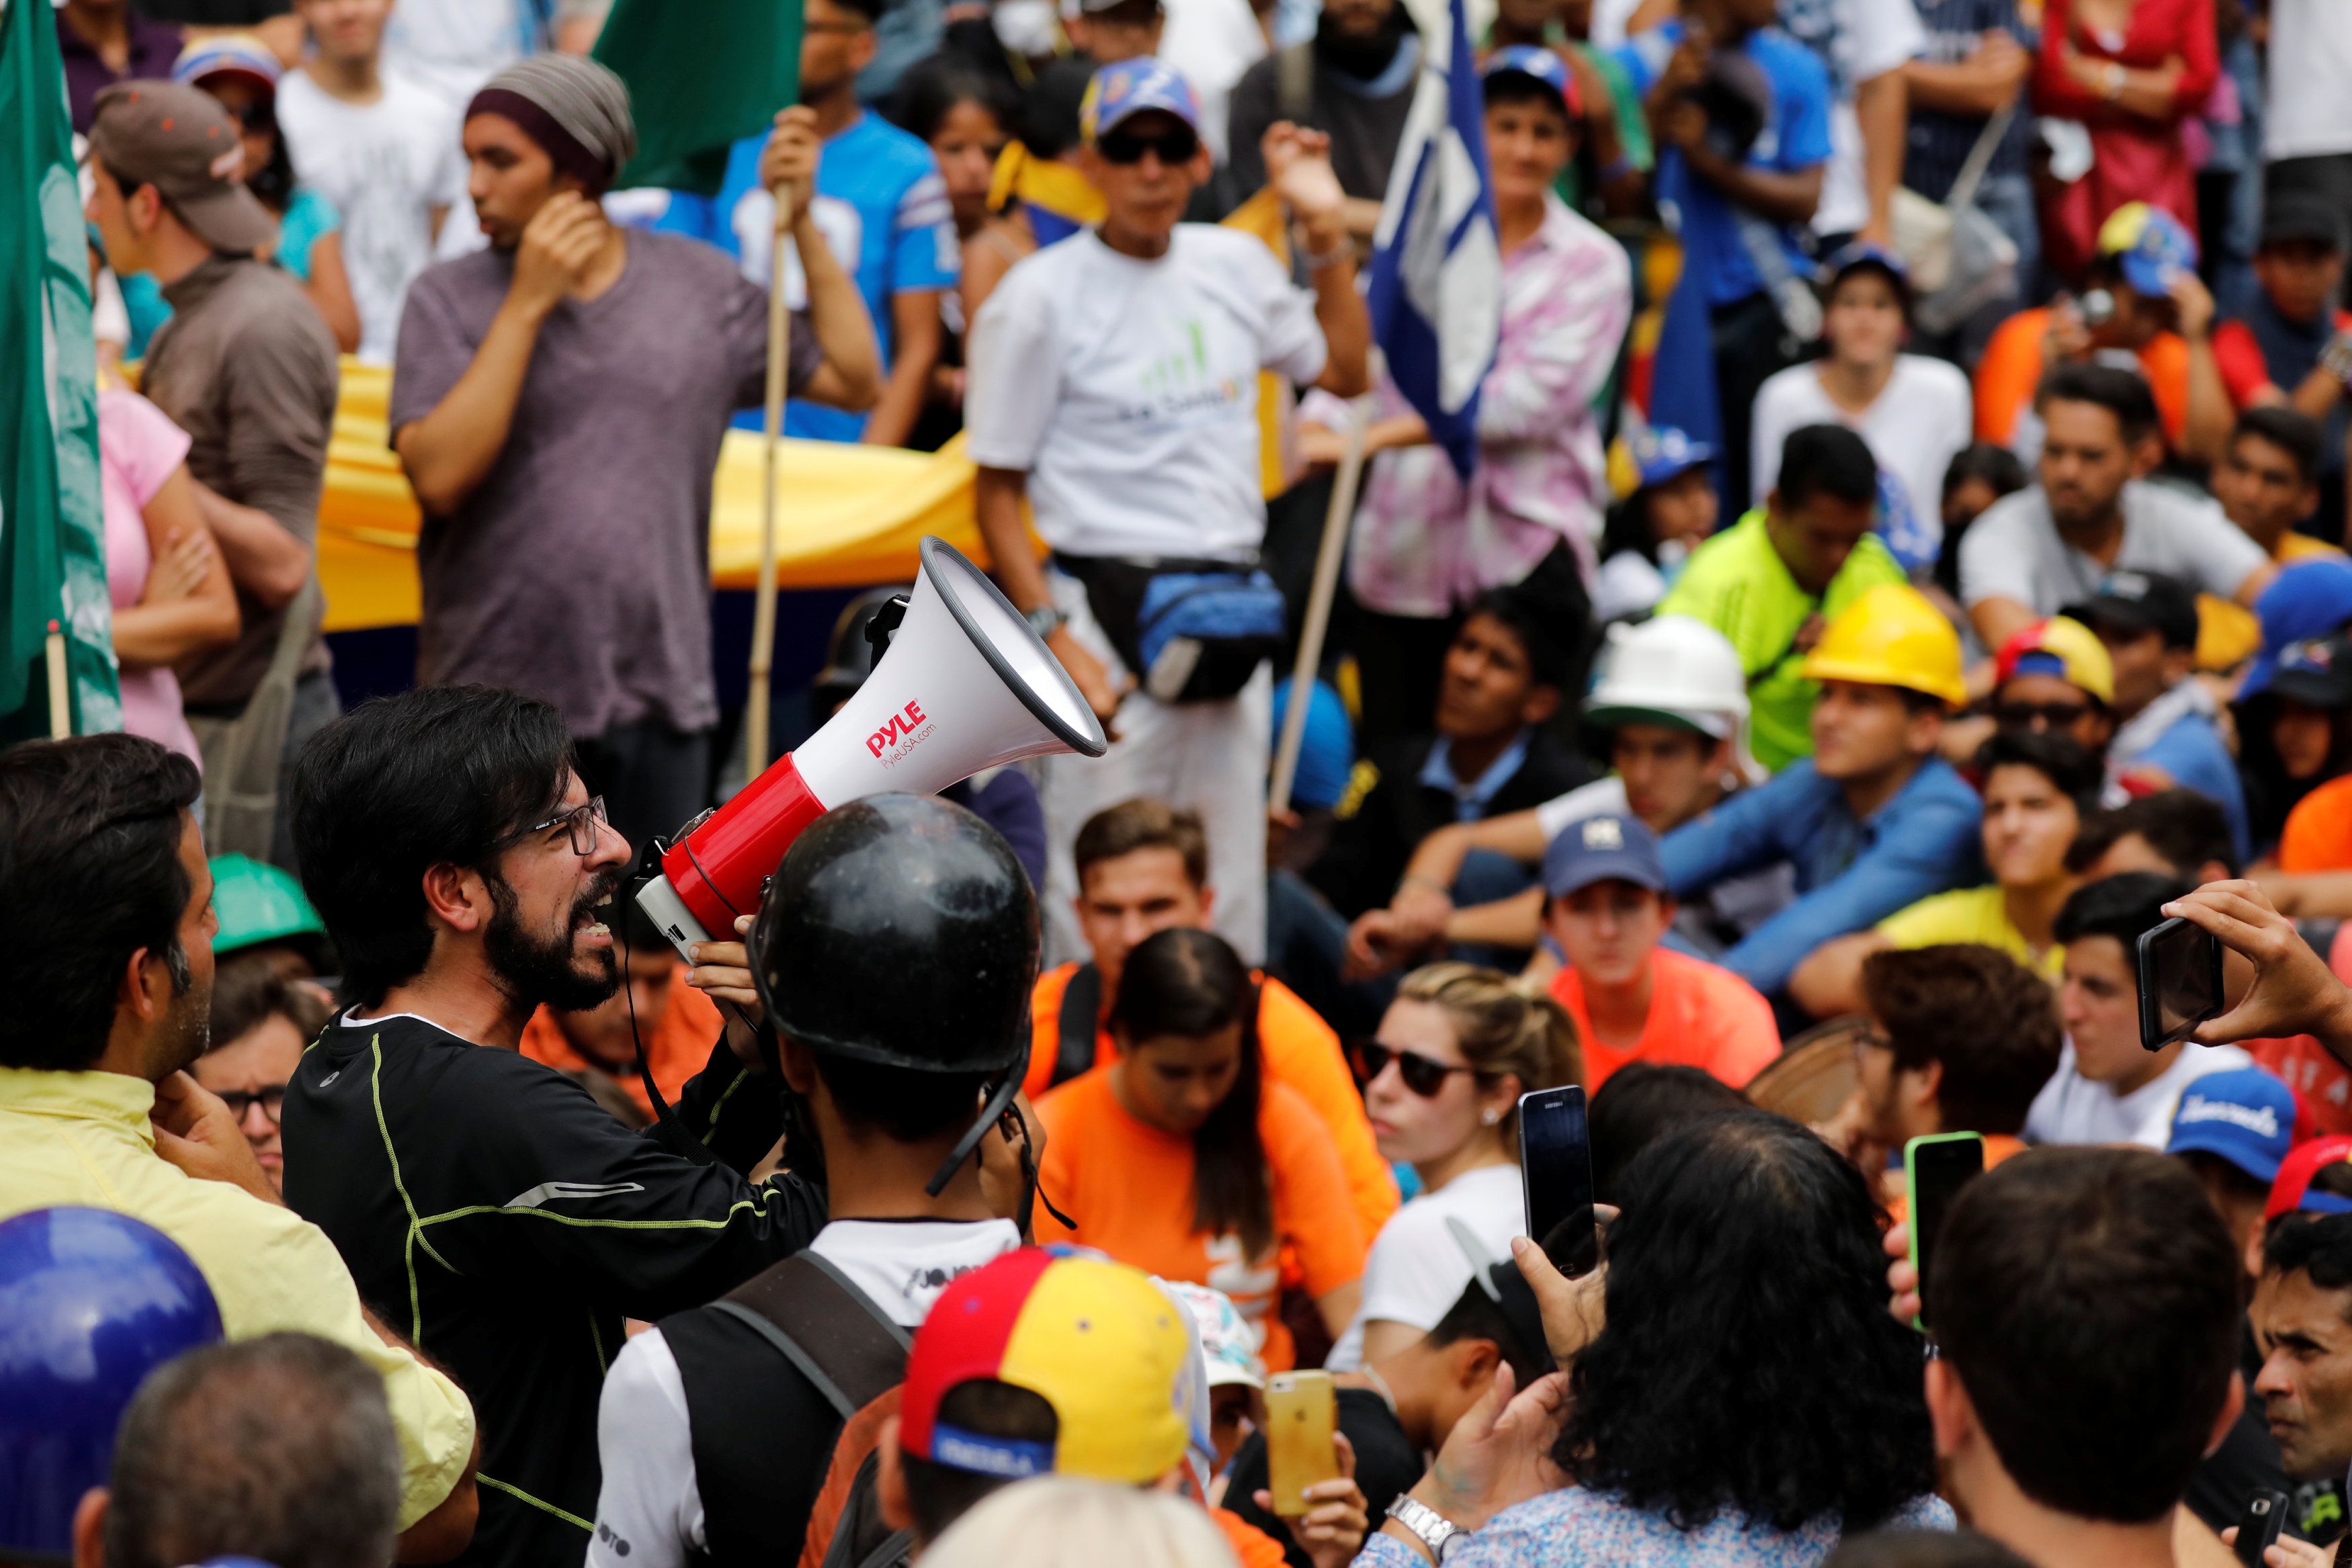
{"left": 1386, "top": 1496, "right": 1466, "bottom": 1563}
{"left": 1023, "top": 603, "right": 1066, "bottom": 640}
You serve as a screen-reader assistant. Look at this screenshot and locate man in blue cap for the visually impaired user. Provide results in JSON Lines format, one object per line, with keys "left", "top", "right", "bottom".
{"left": 968, "top": 58, "right": 1369, "bottom": 968}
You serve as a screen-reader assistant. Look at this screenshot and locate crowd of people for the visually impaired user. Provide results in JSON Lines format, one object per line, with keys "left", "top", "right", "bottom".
{"left": 27, "top": 0, "right": 2352, "bottom": 1563}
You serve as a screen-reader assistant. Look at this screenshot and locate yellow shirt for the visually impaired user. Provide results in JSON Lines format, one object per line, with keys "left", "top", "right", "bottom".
{"left": 0, "top": 1068, "right": 474, "bottom": 1530}
{"left": 1876, "top": 885, "right": 2065, "bottom": 982}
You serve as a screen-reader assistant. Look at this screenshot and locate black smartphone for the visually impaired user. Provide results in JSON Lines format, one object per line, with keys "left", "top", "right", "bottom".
{"left": 1904, "top": 1133, "right": 1985, "bottom": 1332}
{"left": 2234, "top": 1488, "right": 2290, "bottom": 1567}
{"left": 2138, "top": 915, "right": 2224, "bottom": 1053}
{"left": 1519, "top": 1086, "right": 1597, "bottom": 1278}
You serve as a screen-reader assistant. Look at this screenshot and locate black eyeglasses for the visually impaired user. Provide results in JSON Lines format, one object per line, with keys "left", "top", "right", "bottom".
{"left": 215, "top": 1085, "right": 288, "bottom": 1124}
{"left": 1359, "top": 1041, "right": 1475, "bottom": 1098}
{"left": 505, "top": 795, "right": 610, "bottom": 857}
{"left": 1096, "top": 125, "right": 1200, "bottom": 167}
{"left": 1994, "top": 700, "right": 2092, "bottom": 731}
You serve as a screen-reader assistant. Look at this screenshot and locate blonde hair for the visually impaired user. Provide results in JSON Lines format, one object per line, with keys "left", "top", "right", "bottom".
{"left": 920, "top": 1477, "right": 1240, "bottom": 1568}
{"left": 1394, "top": 962, "right": 1581, "bottom": 1152}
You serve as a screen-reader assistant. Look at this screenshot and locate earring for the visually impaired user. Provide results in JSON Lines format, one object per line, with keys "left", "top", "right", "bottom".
{"left": 1481, "top": 1109, "right": 1500, "bottom": 1125}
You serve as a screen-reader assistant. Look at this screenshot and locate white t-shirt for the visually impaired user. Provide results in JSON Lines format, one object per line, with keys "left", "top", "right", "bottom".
{"left": 1749, "top": 355, "right": 1972, "bottom": 535}
{"left": 381, "top": 0, "right": 529, "bottom": 114}
{"left": 1327, "top": 1164, "right": 1524, "bottom": 1372}
{"left": 276, "top": 69, "right": 468, "bottom": 363}
{"left": 964, "top": 224, "right": 1327, "bottom": 561}
{"left": 1812, "top": 0, "right": 1927, "bottom": 238}
{"left": 587, "top": 1219, "right": 1019, "bottom": 1568}
{"left": 1957, "top": 480, "right": 2271, "bottom": 615}
{"left": 1160, "top": 0, "right": 1269, "bottom": 166}
{"left": 2023, "top": 1041, "right": 2255, "bottom": 1149}
{"left": 2266, "top": 0, "right": 2352, "bottom": 162}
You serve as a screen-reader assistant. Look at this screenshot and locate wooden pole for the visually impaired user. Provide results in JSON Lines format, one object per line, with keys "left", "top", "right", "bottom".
{"left": 44, "top": 619, "right": 69, "bottom": 740}
{"left": 743, "top": 183, "right": 797, "bottom": 781}
{"left": 1269, "top": 400, "right": 1369, "bottom": 814}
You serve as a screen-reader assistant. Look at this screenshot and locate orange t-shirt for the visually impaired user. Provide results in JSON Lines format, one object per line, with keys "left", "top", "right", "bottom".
{"left": 518, "top": 960, "right": 720, "bottom": 1119}
{"left": 1974, "top": 309, "right": 2190, "bottom": 451}
{"left": 1034, "top": 1065, "right": 1367, "bottom": 1372}
{"left": 2280, "top": 775, "right": 2352, "bottom": 873}
{"left": 1546, "top": 947, "right": 1783, "bottom": 1096}
{"left": 1026, "top": 963, "right": 1398, "bottom": 1248}
{"left": 1215, "top": 1508, "right": 1290, "bottom": 1568}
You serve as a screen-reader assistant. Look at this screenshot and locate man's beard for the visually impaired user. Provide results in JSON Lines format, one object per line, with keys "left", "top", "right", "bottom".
{"left": 152, "top": 943, "right": 212, "bottom": 1079}
{"left": 483, "top": 868, "right": 623, "bottom": 1016}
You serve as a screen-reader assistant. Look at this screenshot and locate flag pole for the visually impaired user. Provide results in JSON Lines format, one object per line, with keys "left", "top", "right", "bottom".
{"left": 1269, "top": 399, "right": 1369, "bottom": 815}
{"left": 44, "top": 621, "right": 69, "bottom": 740}
{"left": 745, "top": 183, "right": 797, "bottom": 781}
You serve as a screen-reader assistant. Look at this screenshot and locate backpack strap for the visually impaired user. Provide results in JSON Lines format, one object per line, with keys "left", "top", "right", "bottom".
{"left": 706, "top": 1252, "right": 909, "bottom": 1423}
{"left": 1052, "top": 963, "right": 1103, "bottom": 1089}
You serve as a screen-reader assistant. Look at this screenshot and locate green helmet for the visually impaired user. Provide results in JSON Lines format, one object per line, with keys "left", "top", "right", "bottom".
{"left": 209, "top": 855, "right": 325, "bottom": 958}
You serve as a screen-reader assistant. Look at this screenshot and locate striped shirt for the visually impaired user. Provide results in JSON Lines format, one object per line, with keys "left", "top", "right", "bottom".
{"left": 1347, "top": 193, "right": 1632, "bottom": 617}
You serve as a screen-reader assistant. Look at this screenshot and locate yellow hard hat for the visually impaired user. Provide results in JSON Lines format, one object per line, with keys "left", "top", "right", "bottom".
{"left": 1800, "top": 583, "right": 1968, "bottom": 708}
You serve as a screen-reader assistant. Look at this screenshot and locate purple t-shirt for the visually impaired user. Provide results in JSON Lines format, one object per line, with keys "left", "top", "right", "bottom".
{"left": 390, "top": 230, "right": 819, "bottom": 737}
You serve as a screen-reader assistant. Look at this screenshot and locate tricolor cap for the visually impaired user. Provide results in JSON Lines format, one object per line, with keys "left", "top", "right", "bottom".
{"left": 1994, "top": 616, "right": 2115, "bottom": 707}
{"left": 1483, "top": 46, "right": 1581, "bottom": 117}
{"left": 172, "top": 34, "right": 282, "bottom": 94}
{"left": 2266, "top": 1135, "right": 2352, "bottom": 1221}
{"left": 2097, "top": 201, "right": 2199, "bottom": 298}
{"left": 1158, "top": 1280, "right": 1264, "bottom": 1391}
{"left": 2269, "top": 633, "right": 2352, "bottom": 709}
{"left": 2244, "top": 558, "right": 2352, "bottom": 699}
{"left": 1080, "top": 57, "right": 1202, "bottom": 143}
{"left": 1624, "top": 425, "right": 1715, "bottom": 494}
{"left": 2166, "top": 1068, "right": 2296, "bottom": 1186}
{"left": 900, "top": 1249, "right": 1195, "bottom": 1484}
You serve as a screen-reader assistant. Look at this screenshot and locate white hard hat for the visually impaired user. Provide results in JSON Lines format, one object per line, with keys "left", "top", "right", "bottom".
{"left": 1584, "top": 616, "right": 1767, "bottom": 784}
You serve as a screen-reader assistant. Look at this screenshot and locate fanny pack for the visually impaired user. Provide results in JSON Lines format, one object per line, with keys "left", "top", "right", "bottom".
{"left": 1054, "top": 554, "right": 1287, "bottom": 704}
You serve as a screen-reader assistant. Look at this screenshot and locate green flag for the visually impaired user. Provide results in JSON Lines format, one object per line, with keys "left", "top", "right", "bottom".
{"left": 0, "top": 0, "right": 118, "bottom": 742}
{"left": 595, "top": 0, "right": 802, "bottom": 198}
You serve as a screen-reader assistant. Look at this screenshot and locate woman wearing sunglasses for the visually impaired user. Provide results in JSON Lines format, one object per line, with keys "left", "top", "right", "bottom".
{"left": 1035, "top": 927, "right": 1369, "bottom": 1371}
{"left": 1326, "top": 964, "right": 1579, "bottom": 1373}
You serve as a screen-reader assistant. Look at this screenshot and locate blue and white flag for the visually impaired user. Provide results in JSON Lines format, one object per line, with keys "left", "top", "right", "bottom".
{"left": 1365, "top": 0, "right": 1500, "bottom": 482}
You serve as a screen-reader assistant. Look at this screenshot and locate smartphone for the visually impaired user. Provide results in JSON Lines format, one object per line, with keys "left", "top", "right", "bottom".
{"left": 1519, "top": 1086, "right": 1598, "bottom": 1278}
{"left": 1263, "top": 1370, "right": 1339, "bottom": 1518}
{"left": 2234, "top": 1488, "right": 2290, "bottom": 1567}
{"left": 1904, "top": 1132, "right": 1985, "bottom": 1332}
{"left": 2138, "top": 915, "right": 2224, "bottom": 1053}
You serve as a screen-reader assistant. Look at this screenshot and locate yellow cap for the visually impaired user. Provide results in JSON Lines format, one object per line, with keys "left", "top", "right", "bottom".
{"left": 1800, "top": 583, "right": 1968, "bottom": 708}
{"left": 1994, "top": 615, "right": 2115, "bottom": 706}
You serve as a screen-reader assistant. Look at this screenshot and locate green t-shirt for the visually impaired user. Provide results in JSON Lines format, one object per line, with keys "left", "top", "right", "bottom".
{"left": 1655, "top": 509, "right": 1907, "bottom": 773}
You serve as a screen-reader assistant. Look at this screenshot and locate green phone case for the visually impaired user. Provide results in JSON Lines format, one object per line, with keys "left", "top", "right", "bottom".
{"left": 1904, "top": 1131, "right": 1985, "bottom": 1332}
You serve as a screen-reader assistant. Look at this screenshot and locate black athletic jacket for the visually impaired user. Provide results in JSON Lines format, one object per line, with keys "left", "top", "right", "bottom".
{"left": 283, "top": 1008, "right": 826, "bottom": 1568}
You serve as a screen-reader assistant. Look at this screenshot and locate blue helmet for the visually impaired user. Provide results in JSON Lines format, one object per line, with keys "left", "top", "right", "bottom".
{"left": 0, "top": 1208, "right": 223, "bottom": 1559}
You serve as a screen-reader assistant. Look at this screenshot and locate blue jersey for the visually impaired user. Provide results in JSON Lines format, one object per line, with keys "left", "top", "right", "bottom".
{"left": 1614, "top": 23, "right": 1832, "bottom": 308}
{"left": 653, "top": 111, "right": 958, "bottom": 441}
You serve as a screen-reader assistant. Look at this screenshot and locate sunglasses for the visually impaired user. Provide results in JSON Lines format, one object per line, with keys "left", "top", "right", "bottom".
{"left": 1994, "top": 700, "right": 2093, "bottom": 730}
{"left": 1096, "top": 125, "right": 1201, "bottom": 166}
{"left": 1359, "top": 1041, "right": 1476, "bottom": 1098}
{"left": 215, "top": 1085, "right": 288, "bottom": 1124}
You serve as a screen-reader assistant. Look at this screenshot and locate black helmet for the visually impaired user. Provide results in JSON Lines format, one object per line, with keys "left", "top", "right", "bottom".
{"left": 751, "top": 793, "right": 1037, "bottom": 1074}
{"left": 810, "top": 586, "right": 915, "bottom": 723}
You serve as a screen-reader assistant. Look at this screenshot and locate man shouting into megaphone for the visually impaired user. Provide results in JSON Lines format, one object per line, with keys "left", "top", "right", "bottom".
{"left": 280, "top": 685, "right": 1038, "bottom": 1568}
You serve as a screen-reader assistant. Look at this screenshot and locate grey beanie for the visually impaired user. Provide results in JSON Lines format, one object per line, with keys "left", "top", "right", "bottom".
{"left": 468, "top": 54, "right": 637, "bottom": 190}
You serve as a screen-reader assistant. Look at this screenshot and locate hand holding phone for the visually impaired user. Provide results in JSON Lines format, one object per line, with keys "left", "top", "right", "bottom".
{"left": 2232, "top": 1488, "right": 2290, "bottom": 1567}
{"left": 1264, "top": 1370, "right": 1341, "bottom": 1518}
{"left": 1518, "top": 1087, "right": 1597, "bottom": 1278}
{"left": 1905, "top": 1133, "right": 1984, "bottom": 1332}
{"left": 2138, "top": 914, "right": 2224, "bottom": 1053}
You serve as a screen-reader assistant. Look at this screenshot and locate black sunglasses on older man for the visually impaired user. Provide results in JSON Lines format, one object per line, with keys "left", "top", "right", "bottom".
{"left": 1096, "top": 124, "right": 1200, "bottom": 167}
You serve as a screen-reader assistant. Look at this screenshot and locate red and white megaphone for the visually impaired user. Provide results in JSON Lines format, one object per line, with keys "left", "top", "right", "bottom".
{"left": 634, "top": 537, "right": 1108, "bottom": 957}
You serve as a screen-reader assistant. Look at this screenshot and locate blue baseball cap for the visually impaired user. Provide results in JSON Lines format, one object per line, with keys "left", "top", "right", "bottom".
{"left": 172, "top": 33, "right": 282, "bottom": 93}
{"left": 2097, "top": 201, "right": 2199, "bottom": 298}
{"left": 1269, "top": 677, "right": 1356, "bottom": 812}
{"left": 2242, "top": 558, "right": 2352, "bottom": 698}
{"left": 1820, "top": 239, "right": 1909, "bottom": 294}
{"left": 1630, "top": 425, "right": 1714, "bottom": 490}
{"left": 1542, "top": 812, "right": 1669, "bottom": 899}
{"left": 2167, "top": 1068, "right": 2297, "bottom": 1184}
{"left": 1081, "top": 57, "right": 1202, "bottom": 142}
{"left": 1483, "top": 46, "right": 1581, "bottom": 116}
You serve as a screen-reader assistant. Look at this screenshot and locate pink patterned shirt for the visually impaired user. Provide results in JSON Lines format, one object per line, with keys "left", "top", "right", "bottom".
{"left": 1347, "top": 193, "right": 1632, "bottom": 618}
